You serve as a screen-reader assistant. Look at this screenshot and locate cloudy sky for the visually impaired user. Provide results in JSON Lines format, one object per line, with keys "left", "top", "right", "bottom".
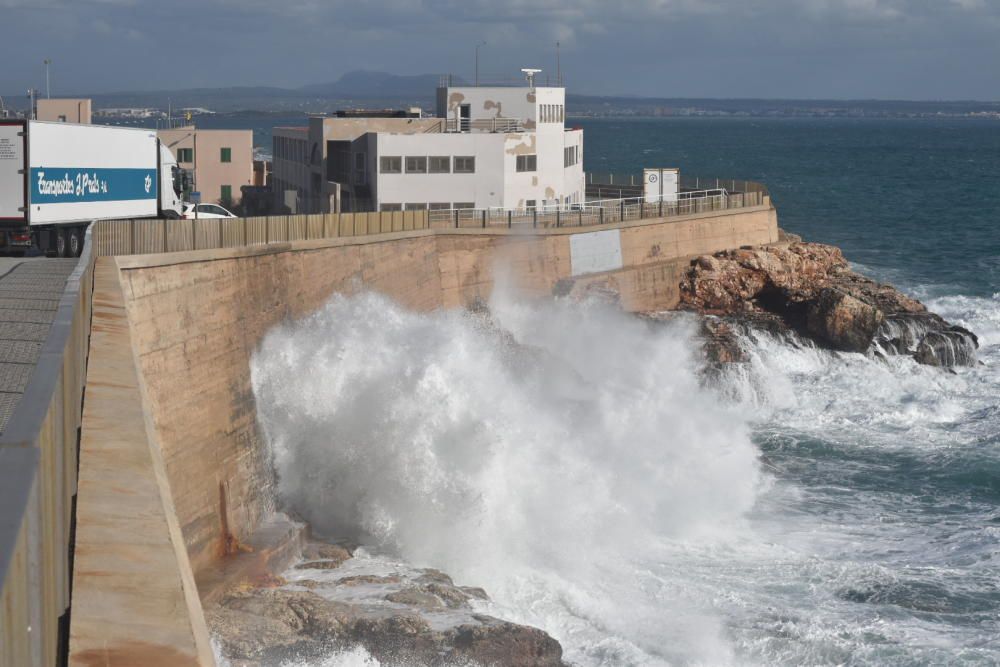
{"left": 2, "top": 0, "right": 998, "bottom": 100}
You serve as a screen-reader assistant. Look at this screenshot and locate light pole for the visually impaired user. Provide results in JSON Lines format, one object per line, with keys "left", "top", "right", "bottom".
{"left": 475, "top": 41, "right": 486, "bottom": 86}
{"left": 43, "top": 59, "right": 51, "bottom": 99}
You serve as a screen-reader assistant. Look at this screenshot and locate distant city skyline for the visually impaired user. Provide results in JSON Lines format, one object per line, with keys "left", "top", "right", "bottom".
{"left": 2, "top": 0, "right": 999, "bottom": 102}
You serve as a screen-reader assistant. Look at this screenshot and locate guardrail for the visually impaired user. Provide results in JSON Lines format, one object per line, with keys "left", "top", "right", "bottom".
{"left": 92, "top": 210, "right": 430, "bottom": 257}
{"left": 92, "top": 187, "right": 771, "bottom": 256}
{"left": 427, "top": 188, "right": 768, "bottom": 229}
{"left": 586, "top": 172, "right": 771, "bottom": 196}
{"left": 0, "top": 228, "right": 94, "bottom": 667}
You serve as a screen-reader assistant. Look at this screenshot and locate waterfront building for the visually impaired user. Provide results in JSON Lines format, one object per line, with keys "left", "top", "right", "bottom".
{"left": 271, "top": 73, "right": 584, "bottom": 213}
{"left": 158, "top": 126, "right": 253, "bottom": 206}
{"left": 36, "top": 98, "right": 92, "bottom": 124}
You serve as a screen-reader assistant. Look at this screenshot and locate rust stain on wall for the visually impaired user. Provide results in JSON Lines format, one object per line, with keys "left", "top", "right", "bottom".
{"left": 448, "top": 92, "right": 466, "bottom": 113}
{"left": 504, "top": 134, "right": 537, "bottom": 156}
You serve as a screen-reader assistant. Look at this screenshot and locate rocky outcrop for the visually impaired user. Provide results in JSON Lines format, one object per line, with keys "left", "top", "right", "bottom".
{"left": 208, "top": 542, "right": 565, "bottom": 667}
{"left": 680, "top": 240, "right": 978, "bottom": 367}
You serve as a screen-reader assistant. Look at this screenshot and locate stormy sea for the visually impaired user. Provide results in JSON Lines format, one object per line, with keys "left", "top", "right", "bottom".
{"left": 246, "top": 117, "right": 1000, "bottom": 666}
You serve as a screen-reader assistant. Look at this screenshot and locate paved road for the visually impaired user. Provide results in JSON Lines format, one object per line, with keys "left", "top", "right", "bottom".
{"left": 0, "top": 257, "right": 78, "bottom": 433}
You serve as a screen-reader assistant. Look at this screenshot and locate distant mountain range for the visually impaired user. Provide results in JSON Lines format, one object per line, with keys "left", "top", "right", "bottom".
{"left": 4, "top": 70, "right": 999, "bottom": 119}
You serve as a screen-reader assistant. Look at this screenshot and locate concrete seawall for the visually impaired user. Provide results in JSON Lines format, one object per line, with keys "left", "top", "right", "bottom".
{"left": 69, "top": 204, "right": 777, "bottom": 665}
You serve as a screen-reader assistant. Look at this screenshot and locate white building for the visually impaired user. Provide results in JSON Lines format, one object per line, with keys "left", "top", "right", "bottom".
{"left": 271, "top": 74, "right": 584, "bottom": 213}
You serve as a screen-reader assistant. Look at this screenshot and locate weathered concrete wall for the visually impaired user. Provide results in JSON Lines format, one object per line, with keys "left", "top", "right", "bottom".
{"left": 119, "top": 236, "right": 442, "bottom": 577}
{"left": 70, "top": 203, "right": 776, "bottom": 664}
{"left": 70, "top": 259, "right": 214, "bottom": 667}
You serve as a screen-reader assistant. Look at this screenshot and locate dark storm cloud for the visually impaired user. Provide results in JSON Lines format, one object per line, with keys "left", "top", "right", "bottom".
{"left": 1, "top": 0, "right": 998, "bottom": 99}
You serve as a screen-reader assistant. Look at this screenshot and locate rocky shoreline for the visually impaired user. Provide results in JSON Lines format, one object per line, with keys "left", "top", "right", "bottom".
{"left": 208, "top": 542, "right": 565, "bottom": 667}
{"left": 679, "top": 234, "right": 979, "bottom": 368}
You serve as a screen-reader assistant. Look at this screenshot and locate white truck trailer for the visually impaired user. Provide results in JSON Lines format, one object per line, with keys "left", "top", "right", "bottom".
{"left": 0, "top": 119, "right": 183, "bottom": 257}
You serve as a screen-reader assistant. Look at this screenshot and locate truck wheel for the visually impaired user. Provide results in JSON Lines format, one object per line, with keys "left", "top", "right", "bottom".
{"left": 68, "top": 227, "right": 83, "bottom": 257}
{"left": 56, "top": 229, "right": 68, "bottom": 258}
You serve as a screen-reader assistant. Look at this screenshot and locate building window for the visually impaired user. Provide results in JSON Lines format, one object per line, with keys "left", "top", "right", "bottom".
{"left": 453, "top": 202, "right": 475, "bottom": 210}
{"left": 564, "top": 145, "right": 579, "bottom": 167}
{"left": 429, "top": 156, "right": 451, "bottom": 173}
{"left": 454, "top": 156, "right": 475, "bottom": 173}
{"left": 220, "top": 185, "right": 232, "bottom": 203}
{"left": 221, "top": 147, "right": 232, "bottom": 163}
{"left": 516, "top": 155, "right": 537, "bottom": 172}
{"left": 405, "top": 203, "right": 427, "bottom": 211}
{"left": 381, "top": 203, "right": 402, "bottom": 211}
{"left": 405, "top": 156, "right": 428, "bottom": 173}
{"left": 526, "top": 199, "right": 536, "bottom": 209}
{"left": 176, "top": 148, "right": 194, "bottom": 163}
{"left": 429, "top": 203, "right": 451, "bottom": 210}
{"left": 380, "top": 156, "right": 402, "bottom": 173}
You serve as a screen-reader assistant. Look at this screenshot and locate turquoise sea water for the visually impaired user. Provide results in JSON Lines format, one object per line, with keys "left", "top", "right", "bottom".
{"left": 580, "top": 117, "right": 1000, "bottom": 664}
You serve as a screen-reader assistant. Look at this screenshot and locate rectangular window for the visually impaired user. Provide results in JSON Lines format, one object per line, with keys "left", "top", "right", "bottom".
{"left": 516, "top": 154, "right": 537, "bottom": 172}
{"left": 220, "top": 185, "right": 232, "bottom": 203}
{"left": 454, "top": 156, "right": 475, "bottom": 174}
{"left": 220, "top": 147, "right": 232, "bottom": 163}
{"left": 526, "top": 199, "right": 536, "bottom": 209}
{"left": 429, "top": 156, "right": 451, "bottom": 173}
{"left": 405, "top": 203, "right": 428, "bottom": 211}
{"left": 453, "top": 202, "right": 475, "bottom": 210}
{"left": 380, "top": 156, "right": 402, "bottom": 173}
{"left": 381, "top": 203, "right": 402, "bottom": 211}
{"left": 176, "top": 147, "right": 193, "bottom": 163}
{"left": 405, "top": 156, "right": 428, "bottom": 173}
{"left": 429, "top": 203, "right": 451, "bottom": 210}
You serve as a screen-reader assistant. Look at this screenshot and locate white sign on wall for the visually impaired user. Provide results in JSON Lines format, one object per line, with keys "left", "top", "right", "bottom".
{"left": 570, "top": 229, "right": 623, "bottom": 276}
{"left": 643, "top": 168, "right": 679, "bottom": 203}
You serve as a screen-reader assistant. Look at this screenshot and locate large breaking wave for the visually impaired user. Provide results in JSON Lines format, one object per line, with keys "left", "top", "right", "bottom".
{"left": 250, "top": 288, "right": 1000, "bottom": 665}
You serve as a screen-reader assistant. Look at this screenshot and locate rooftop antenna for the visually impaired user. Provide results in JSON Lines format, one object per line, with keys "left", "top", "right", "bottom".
{"left": 556, "top": 42, "right": 561, "bottom": 86}
{"left": 521, "top": 68, "right": 542, "bottom": 88}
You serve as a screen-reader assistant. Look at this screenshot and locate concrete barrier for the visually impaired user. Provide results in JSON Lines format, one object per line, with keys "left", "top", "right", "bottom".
{"left": 0, "top": 232, "right": 93, "bottom": 667}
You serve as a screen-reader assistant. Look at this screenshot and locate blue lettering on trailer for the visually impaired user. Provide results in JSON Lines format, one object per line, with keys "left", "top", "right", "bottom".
{"left": 30, "top": 167, "right": 157, "bottom": 204}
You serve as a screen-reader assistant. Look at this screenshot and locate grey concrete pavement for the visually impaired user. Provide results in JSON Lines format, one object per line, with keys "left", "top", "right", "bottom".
{"left": 0, "top": 257, "right": 78, "bottom": 432}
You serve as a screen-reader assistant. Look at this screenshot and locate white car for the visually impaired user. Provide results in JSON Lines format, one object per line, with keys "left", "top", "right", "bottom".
{"left": 182, "top": 203, "right": 237, "bottom": 219}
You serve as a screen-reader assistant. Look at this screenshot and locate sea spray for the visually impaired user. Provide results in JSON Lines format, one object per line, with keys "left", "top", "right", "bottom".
{"left": 251, "top": 290, "right": 762, "bottom": 664}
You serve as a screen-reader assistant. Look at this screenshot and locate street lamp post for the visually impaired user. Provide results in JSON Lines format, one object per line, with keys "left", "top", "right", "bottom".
{"left": 43, "top": 59, "right": 51, "bottom": 99}
{"left": 475, "top": 41, "right": 486, "bottom": 86}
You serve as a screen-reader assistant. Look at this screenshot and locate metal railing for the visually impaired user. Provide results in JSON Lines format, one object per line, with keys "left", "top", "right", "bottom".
{"left": 91, "top": 209, "right": 431, "bottom": 257}
{"left": 427, "top": 187, "right": 769, "bottom": 230}
{"left": 586, "top": 172, "right": 771, "bottom": 196}
{"left": 1, "top": 227, "right": 94, "bottom": 667}
{"left": 444, "top": 117, "right": 523, "bottom": 133}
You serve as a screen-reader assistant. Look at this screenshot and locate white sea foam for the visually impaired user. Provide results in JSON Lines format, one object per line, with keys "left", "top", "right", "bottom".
{"left": 251, "top": 289, "right": 761, "bottom": 665}
{"left": 249, "top": 285, "right": 1000, "bottom": 666}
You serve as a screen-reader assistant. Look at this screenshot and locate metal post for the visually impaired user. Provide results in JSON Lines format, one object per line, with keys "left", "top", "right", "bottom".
{"left": 475, "top": 41, "right": 486, "bottom": 86}
{"left": 482, "top": 209, "right": 486, "bottom": 228}
{"left": 507, "top": 210, "right": 512, "bottom": 228}
{"left": 620, "top": 200, "right": 624, "bottom": 222}
{"left": 599, "top": 207, "right": 603, "bottom": 226}
{"left": 556, "top": 209, "right": 560, "bottom": 227}
{"left": 533, "top": 208, "right": 537, "bottom": 228}
{"left": 43, "top": 59, "right": 51, "bottom": 99}
{"left": 578, "top": 209, "right": 582, "bottom": 226}
{"left": 454, "top": 209, "right": 459, "bottom": 229}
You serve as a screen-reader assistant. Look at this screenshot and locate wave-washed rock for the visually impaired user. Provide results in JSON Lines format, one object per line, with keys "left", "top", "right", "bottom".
{"left": 208, "top": 542, "right": 565, "bottom": 667}
{"left": 680, "top": 236, "right": 978, "bottom": 367}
